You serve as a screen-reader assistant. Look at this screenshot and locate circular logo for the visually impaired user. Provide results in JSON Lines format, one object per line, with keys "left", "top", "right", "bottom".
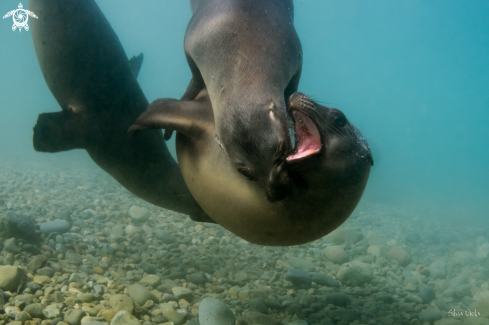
{"left": 13, "top": 10, "right": 28, "bottom": 28}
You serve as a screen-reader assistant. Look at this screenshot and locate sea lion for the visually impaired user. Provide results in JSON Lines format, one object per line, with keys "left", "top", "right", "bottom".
{"left": 28, "top": 0, "right": 212, "bottom": 222}
{"left": 175, "top": 0, "right": 303, "bottom": 201}
{"left": 130, "top": 89, "right": 373, "bottom": 245}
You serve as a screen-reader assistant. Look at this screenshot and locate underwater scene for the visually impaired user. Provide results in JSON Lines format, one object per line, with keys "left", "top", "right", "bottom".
{"left": 0, "top": 1, "right": 488, "bottom": 325}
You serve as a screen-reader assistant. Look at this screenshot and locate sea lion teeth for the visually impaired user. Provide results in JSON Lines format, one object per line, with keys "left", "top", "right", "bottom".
{"left": 286, "top": 110, "right": 322, "bottom": 161}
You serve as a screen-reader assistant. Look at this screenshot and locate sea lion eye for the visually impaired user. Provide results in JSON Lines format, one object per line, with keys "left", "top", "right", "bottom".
{"left": 236, "top": 165, "right": 255, "bottom": 181}
{"left": 331, "top": 110, "right": 347, "bottom": 127}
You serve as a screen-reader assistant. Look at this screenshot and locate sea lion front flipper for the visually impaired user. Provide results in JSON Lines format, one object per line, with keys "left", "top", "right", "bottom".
{"left": 129, "top": 91, "right": 213, "bottom": 141}
{"left": 129, "top": 53, "right": 144, "bottom": 78}
{"left": 180, "top": 54, "right": 205, "bottom": 101}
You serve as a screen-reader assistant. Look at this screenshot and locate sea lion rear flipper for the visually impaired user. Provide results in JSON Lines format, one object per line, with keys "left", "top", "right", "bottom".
{"left": 129, "top": 92, "right": 212, "bottom": 140}
{"left": 129, "top": 53, "right": 144, "bottom": 78}
{"left": 33, "top": 111, "right": 87, "bottom": 152}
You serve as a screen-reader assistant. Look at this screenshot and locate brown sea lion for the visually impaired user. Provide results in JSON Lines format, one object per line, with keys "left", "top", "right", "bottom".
{"left": 130, "top": 89, "right": 373, "bottom": 245}
{"left": 170, "top": 0, "right": 303, "bottom": 201}
{"left": 28, "top": 0, "right": 211, "bottom": 222}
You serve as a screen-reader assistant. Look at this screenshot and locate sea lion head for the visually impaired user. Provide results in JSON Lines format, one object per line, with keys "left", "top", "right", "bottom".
{"left": 286, "top": 92, "right": 373, "bottom": 176}
{"left": 219, "top": 99, "right": 293, "bottom": 202}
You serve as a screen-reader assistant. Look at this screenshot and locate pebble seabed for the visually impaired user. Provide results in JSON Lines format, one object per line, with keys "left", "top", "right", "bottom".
{"left": 1, "top": 160, "right": 489, "bottom": 325}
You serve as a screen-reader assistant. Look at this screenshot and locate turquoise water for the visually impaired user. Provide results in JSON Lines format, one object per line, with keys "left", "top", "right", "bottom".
{"left": 0, "top": 1, "right": 488, "bottom": 219}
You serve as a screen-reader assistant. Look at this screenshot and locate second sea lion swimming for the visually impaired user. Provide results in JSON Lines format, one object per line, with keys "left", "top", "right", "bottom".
{"left": 130, "top": 90, "right": 373, "bottom": 245}
{"left": 28, "top": 0, "right": 212, "bottom": 222}
{"left": 176, "top": 0, "right": 303, "bottom": 202}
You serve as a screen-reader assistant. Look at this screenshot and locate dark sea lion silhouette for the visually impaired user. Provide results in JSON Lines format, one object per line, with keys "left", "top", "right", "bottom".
{"left": 168, "top": 0, "right": 304, "bottom": 202}
{"left": 130, "top": 89, "right": 373, "bottom": 245}
{"left": 28, "top": 0, "right": 212, "bottom": 222}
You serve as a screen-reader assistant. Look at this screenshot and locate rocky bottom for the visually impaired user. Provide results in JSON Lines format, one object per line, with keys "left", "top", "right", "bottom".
{"left": 0, "top": 159, "right": 489, "bottom": 325}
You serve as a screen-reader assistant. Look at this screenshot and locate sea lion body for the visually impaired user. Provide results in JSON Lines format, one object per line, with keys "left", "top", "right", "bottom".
{"left": 29, "top": 0, "right": 210, "bottom": 222}
{"left": 181, "top": 0, "right": 303, "bottom": 200}
{"left": 131, "top": 90, "right": 372, "bottom": 245}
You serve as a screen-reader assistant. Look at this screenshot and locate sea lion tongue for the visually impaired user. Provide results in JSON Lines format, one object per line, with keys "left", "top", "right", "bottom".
{"left": 287, "top": 110, "right": 322, "bottom": 161}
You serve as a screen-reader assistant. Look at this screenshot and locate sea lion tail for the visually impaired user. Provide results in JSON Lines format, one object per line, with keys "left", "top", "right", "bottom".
{"left": 33, "top": 111, "right": 86, "bottom": 152}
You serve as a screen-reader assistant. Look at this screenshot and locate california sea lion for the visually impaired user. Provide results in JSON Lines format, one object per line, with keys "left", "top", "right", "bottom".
{"left": 130, "top": 89, "right": 373, "bottom": 245}
{"left": 176, "top": 0, "right": 303, "bottom": 201}
{"left": 28, "top": 0, "right": 211, "bottom": 222}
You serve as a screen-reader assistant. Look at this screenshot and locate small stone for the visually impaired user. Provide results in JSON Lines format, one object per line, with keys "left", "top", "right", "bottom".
{"left": 124, "top": 225, "right": 138, "bottom": 235}
{"left": 140, "top": 274, "right": 161, "bottom": 287}
{"left": 128, "top": 284, "right": 159, "bottom": 306}
{"left": 64, "top": 309, "right": 87, "bottom": 325}
{"left": 33, "top": 275, "right": 51, "bottom": 285}
{"left": 418, "top": 308, "right": 442, "bottom": 323}
{"left": 287, "top": 257, "right": 317, "bottom": 272}
{"left": 328, "top": 309, "right": 359, "bottom": 322}
{"left": 4, "top": 239, "right": 21, "bottom": 254}
{"left": 102, "top": 310, "right": 119, "bottom": 322}
{"left": 0, "top": 212, "right": 38, "bottom": 243}
{"left": 0, "top": 266, "right": 24, "bottom": 291}
{"left": 80, "top": 316, "right": 105, "bottom": 325}
{"left": 27, "top": 256, "right": 48, "bottom": 273}
{"left": 93, "top": 267, "right": 104, "bottom": 275}
{"left": 186, "top": 272, "right": 208, "bottom": 286}
{"left": 416, "top": 264, "right": 430, "bottom": 276}
{"left": 405, "top": 231, "right": 421, "bottom": 244}
{"left": 77, "top": 293, "right": 96, "bottom": 303}
{"left": 405, "top": 293, "right": 423, "bottom": 304}
{"left": 42, "top": 306, "right": 60, "bottom": 319}
{"left": 138, "top": 262, "right": 155, "bottom": 274}
{"left": 285, "top": 269, "right": 312, "bottom": 289}
{"left": 110, "top": 311, "right": 139, "bottom": 325}
{"left": 153, "top": 229, "right": 175, "bottom": 244}
{"left": 429, "top": 260, "right": 446, "bottom": 279}
{"left": 322, "top": 246, "right": 349, "bottom": 264}
{"left": 128, "top": 206, "right": 149, "bottom": 222}
{"left": 142, "top": 224, "right": 153, "bottom": 237}
{"left": 450, "top": 275, "right": 469, "bottom": 288}
{"left": 336, "top": 262, "right": 373, "bottom": 286}
{"left": 40, "top": 220, "right": 71, "bottom": 234}
{"left": 477, "top": 243, "right": 489, "bottom": 259}
{"left": 15, "top": 311, "right": 32, "bottom": 323}
{"left": 325, "top": 227, "right": 363, "bottom": 245}
{"left": 243, "top": 311, "right": 280, "bottom": 325}
{"left": 462, "top": 318, "right": 489, "bottom": 325}
{"left": 434, "top": 319, "right": 462, "bottom": 325}
{"left": 24, "top": 303, "right": 44, "bottom": 319}
{"left": 65, "top": 250, "right": 83, "bottom": 264}
{"left": 419, "top": 286, "right": 436, "bottom": 304}
{"left": 286, "top": 304, "right": 303, "bottom": 319}
{"left": 312, "top": 272, "right": 339, "bottom": 287}
{"left": 234, "top": 271, "right": 248, "bottom": 282}
{"left": 238, "top": 289, "right": 268, "bottom": 300}
{"left": 36, "top": 267, "right": 55, "bottom": 277}
{"left": 162, "top": 306, "right": 187, "bottom": 325}
{"left": 172, "top": 287, "right": 194, "bottom": 302}
{"left": 5, "top": 306, "right": 21, "bottom": 318}
{"left": 199, "top": 297, "right": 235, "bottom": 325}
{"left": 327, "top": 293, "right": 352, "bottom": 307}
{"left": 109, "top": 295, "right": 134, "bottom": 314}
{"left": 248, "top": 297, "right": 268, "bottom": 314}
{"left": 387, "top": 247, "right": 412, "bottom": 267}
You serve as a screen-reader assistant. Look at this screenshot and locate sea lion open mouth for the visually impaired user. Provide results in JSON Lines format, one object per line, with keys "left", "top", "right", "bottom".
{"left": 286, "top": 109, "right": 322, "bottom": 162}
